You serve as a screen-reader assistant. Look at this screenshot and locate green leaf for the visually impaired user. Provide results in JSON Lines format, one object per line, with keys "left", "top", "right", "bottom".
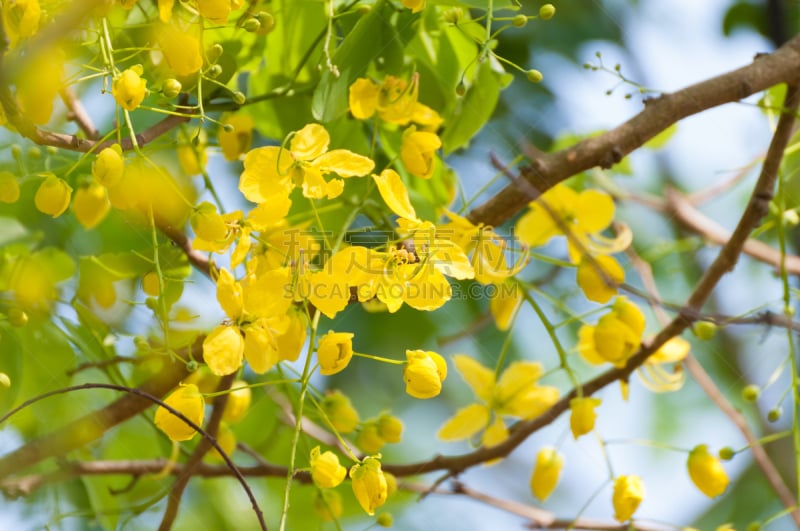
{"left": 311, "top": 0, "right": 393, "bottom": 122}
{"left": 441, "top": 60, "right": 504, "bottom": 154}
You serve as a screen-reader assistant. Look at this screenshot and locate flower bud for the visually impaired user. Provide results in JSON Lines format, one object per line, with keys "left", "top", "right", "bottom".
{"left": 35, "top": 174, "right": 72, "bottom": 218}
{"left": 688, "top": 444, "right": 729, "bottom": 498}
{"left": 206, "top": 64, "right": 223, "bottom": 78}
{"left": 256, "top": 11, "right": 275, "bottom": 35}
{"left": 310, "top": 446, "right": 347, "bottom": 489}
{"left": 112, "top": 68, "right": 147, "bottom": 111}
{"left": 350, "top": 456, "right": 388, "bottom": 516}
{"left": 242, "top": 17, "right": 260, "bottom": 32}
{"left": 232, "top": 91, "right": 246, "bottom": 105}
{"left": 162, "top": 78, "right": 182, "bottom": 98}
{"left": 142, "top": 271, "right": 160, "bottom": 297}
{"left": 377, "top": 513, "right": 393, "bottom": 527}
{"left": 530, "top": 447, "right": 564, "bottom": 501}
{"left": 72, "top": 181, "right": 110, "bottom": 229}
{"left": 222, "top": 381, "right": 251, "bottom": 424}
{"left": 321, "top": 390, "right": 360, "bottom": 434}
{"left": 569, "top": 397, "right": 601, "bottom": 439}
{"left": 741, "top": 384, "right": 760, "bottom": 402}
{"left": 317, "top": 331, "right": 355, "bottom": 375}
{"left": 356, "top": 421, "right": 386, "bottom": 454}
{"left": 718, "top": 447, "right": 735, "bottom": 461}
{"left": 539, "top": 4, "right": 556, "bottom": 19}
{"left": 154, "top": 384, "right": 205, "bottom": 441}
{"left": 403, "top": 350, "right": 447, "bottom": 399}
{"left": 613, "top": 475, "right": 644, "bottom": 522}
{"left": 207, "top": 43, "right": 224, "bottom": 63}
{"left": 768, "top": 407, "right": 782, "bottom": 422}
{"left": 526, "top": 69, "right": 543, "bottom": 83}
{"left": 376, "top": 413, "right": 403, "bottom": 444}
{"left": 692, "top": 321, "right": 717, "bottom": 340}
{"left": 512, "top": 14, "right": 527, "bottom": 27}
{"left": 93, "top": 145, "right": 124, "bottom": 188}
{"left": 0, "top": 171, "right": 20, "bottom": 203}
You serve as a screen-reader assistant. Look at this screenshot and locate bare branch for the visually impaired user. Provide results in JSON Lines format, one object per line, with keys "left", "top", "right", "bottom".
{"left": 468, "top": 35, "right": 800, "bottom": 228}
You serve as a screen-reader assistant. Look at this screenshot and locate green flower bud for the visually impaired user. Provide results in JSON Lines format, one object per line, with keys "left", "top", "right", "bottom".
{"left": 207, "top": 64, "right": 223, "bottom": 79}
{"left": 526, "top": 69, "right": 543, "bottom": 83}
{"left": 455, "top": 82, "right": 466, "bottom": 96}
{"left": 443, "top": 7, "right": 464, "bottom": 24}
{"left": 256, "top": 12, "right": 275, "bottom": 35}
{"left": 741, "top": 384, "right": 760, "bottom": 402}
{"left": 207, "top": 44, "right": 224, "bottom": 63}
{"left": 8, "top": 308, "right": 28, "bottom": 327}
{"left": 232, "top": 91, "right": 246, "bottom": 105}
{"left": 27, "top": 147, "right": 41, "bottom": 159}
{"left": 242, "top": 17, "right": 261, "bottom": 32}
{"left": 377, "top": 512, "right": 393, "bottom": 527}
{"left": 692, "top": 321, "right": 717, "bottom": 340}
{"left": 767, "top": 407, "right": 782, "bottom": 422}
{"left": 718, "top": 447, "right": 735, "bottom": 461}
{"left": 512, "top": 14, "right": 527, "bottom": 27}
{"left": 162, "top": 79, "right": 182, "bottom": 98}
{"left": 539, "top": 4, "right": 556, "bottom": 20}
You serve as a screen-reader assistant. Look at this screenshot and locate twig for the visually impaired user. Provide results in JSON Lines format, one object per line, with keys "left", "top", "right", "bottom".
{"left": 626, "top": 242, "right": 800, "bottom": 526}
{"left": 60, "top": 86, "right": 100, "bottom": 140}
{"left": 158, "top": 375, "right": 237, "bottom": 531}
{"left": 468, "top": 34, "right": 800, "bottom": 228}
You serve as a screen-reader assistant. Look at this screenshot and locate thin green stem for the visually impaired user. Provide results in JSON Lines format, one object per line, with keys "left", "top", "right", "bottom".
{"left": 279, "top": 309, "right": 321, "bottom": 531}
{"left": 352, "top": 352, "right": 404, "bottom": 365}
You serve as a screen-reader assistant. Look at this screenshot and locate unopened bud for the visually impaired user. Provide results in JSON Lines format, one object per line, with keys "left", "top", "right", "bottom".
{"left": 741, "top": 384, "right": 760, "bottom": 403}
{"left": 242, "top": 17, "right": 260, "bottom": 32}
{"left": 207, "top": 64, "right": 223, "bottom": 79}
{"left": 232, "top": 91, "right": 246, "bottom": 105}
{"left": 256, "top": 12, "right": 275, "bottom": 35}
{"left": 207, "top": 44, "right": 224, "bottom": 63}
{"left": 539, "top": 4, "right": 556, "bottom": 20}
{"left": 692, "top": 321, "right": 717, "bottom": 340}
{"left": 767, "top": 407, "right": 782, "bottom": 422}
{"left": 526, "top": 69, "right": 543, "bottom": 83}
{"left": 162, "top": 79, "right": 182, "bottom": 98}
{"left": 376, "top": 512, "right": 393, "bottom": 527}
{"left": 512, "top": 14, "right": 527, "bottom": 27}
{"left": 718, "top": 446, "right": 735, "bottom": 461}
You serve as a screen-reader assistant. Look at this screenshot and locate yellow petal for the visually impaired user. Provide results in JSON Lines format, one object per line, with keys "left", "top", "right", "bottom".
{"left": 452, "top": 354, "right": 495, "bottom": 403}
{"left": 72, "top": 182, "right": 110, "bottom": 229}
{"left": 437, "top": 403, "right": 490, "bottom": 441}
{"left": 430, "top": 239, "right": 474, "bottom": 280}
{"left": 515, "top": 203, "right": 560, "bottom": 248}
{"left": 216, "top": 268, "right": 243, "bottom": 319}
{"left": 203, "top": 325, "right": 244, "bottom": 375}
{"left": 239, "top": 146, "right": 294, "bottom": 203}
{"left": 531, "top": 447, "right": 564, "bottom": 501}
{"left": 313, "top": 149, "right": 375, "bottom": 177}
{"left": 495, "top": 361, "right": 543, "bottom": 405}
{"left": 349, "top": 78, "right": 379, "bottom": 119}
{"left": 649, "top": 336, "right": 690, "bottom": 364}
{"left": 505, "top": 385, "right": 559, "bottom": 420}
{"left": 613, "top": 475, "right": 644, "bottom": 522}
{"left": 158, "top": 24, "right": 203, "bottom": 77}
{"left": 577, "top": 324, "right": 606, "bottom": 365}
{"left": 372, "top": 169, "right": 417, "bottom": 220}
{"left": 218, "top": 114, "right": 255, "bottom": 161}
{"left": 306, "top": 270, "right": 351, "bottom": 319}
{"left": 35, "top": 174, "right": 72, "bottom": 218}
{"left": 481, "top": 416, "right": 509, "bottom": 449}
{"left": 489, "top": 282, "right": 522, "bottom": 331}
{"left": 576, "top": 255, "right": 625, "bottom": 304}
{"left": 242, "top": 321, "right": 279, "bottom": 374}
{"left": 291, "top": 123, "right": 329, "bottom": 161}
{"left": 402, "top": 264, "right": 451, "bottom": 311}
{"left": 576, "top": 189, "right": 614, "bottom": 233}
{"left": 247, "top": 195, "right": 292, "bottom": 230}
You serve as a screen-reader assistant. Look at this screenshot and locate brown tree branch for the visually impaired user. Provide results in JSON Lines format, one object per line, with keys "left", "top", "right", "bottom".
{"left": 60, "top": 86, "right": 100, "bottom": 140}
{"left": 468, "top": 34, "right": 800, "bottom": 228}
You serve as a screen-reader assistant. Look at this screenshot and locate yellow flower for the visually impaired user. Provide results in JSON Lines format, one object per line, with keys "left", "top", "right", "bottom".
{"left": 530, "top": 447, "right": 564, "bottom": 501}
{"left": 92, "top": 145, "right": 124, "bottom": 187}
{"left": 221, "top": 381, "right": 251, "bottom": 424}
{"left": 613, "top": 475, "right": 644, "bottom": 522}
{"left": 489, "top": 281, "right": 523, "bottom": 331}
{"left": 310, "top": 446, "right": 347, "bottom": 489}
{"left": 0, "top": 171, "right": 21, "bottom": 203}
{"left": 317, "top": 331, "right": 355, "bottom": 375}
{"left": 321, "top": 390, "right": 360, "bottom": 434}
{"left": 404, "top": 349, "right": 447, "bottom": 399}
{"left": 177, "top": 142, "right": 206, "bottom": 176}
{"left": 516, "top": 183, "right": 630, "bottom": 263}
{"left": 16, "top": 51, "right": 63, "bottom": 124}
{"left": 402, "top": 0, "right": 425, "bottom": 13}
{"left": 350, "top": 456, "right": 388, "bottom": 516}
{"left": 72, "top": 181, "right": 110, "bottom": 229}
{"left": 576, "top": 255, "right": 624, "bottom": 304}
{"left": 569, "top": 397, "right": 601, "bottom": 439}
{"left": 400, "top": 127, "right": 441, "bottom": 179}
{"left": 2, "top": 0, "right": 41, "bottom": 45}
{"left": 577, "top": 297, "right": 645, "bottom": 368}
{"left": 35, "top": 174, "right": 72, "bottom": 218}
{"left": 154, "top": 384, "right": 205, "bottom": 441}
{"left": 638, "top": 336, "right": 690, "bottom": 393}
{"left": 158, "top": 0, "right": 174, "bottom": 22}
{"left": 438, "top": 355, "right": 558, "bottom": 448}
{"left": 687, "top": 444, "right": 729, "bottom": 498}
{"left": 158, "top": 24, "right": 203, "bottom": 77}
{"left": 348, "top": 74, "right": 442, "bottom": 128}
{"left": 218, "top": 114, "right": 255, "bottom": 161}
{"left": 112, "top": 67, "right": 147, "bottom": 111}
{"left": 313, "top": 489, "right": 343, "bottom": 522}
